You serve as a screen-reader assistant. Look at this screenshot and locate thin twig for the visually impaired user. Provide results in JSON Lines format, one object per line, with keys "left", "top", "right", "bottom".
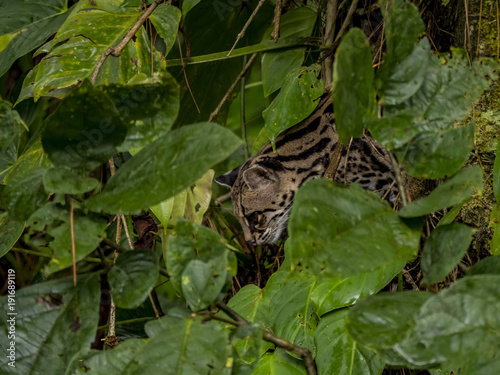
{"left": 227, "top": 0, "right": 267, "bottom": 57}
{"left": 333, "top": 0, "right": 360, "bottom": 46}
{"left": 90, "top": 0, "right": 163, "bottom": 84}
{"left": 208, "top": 53, "right": 258, "bottom": 122}
{"left": 270, "top": 0, "right": 283, "bottom": 42}
{"left": 389, "top": 153, "right": 407, "bottom": 206}
{"left": 121, "top": 214, "right": 134, "bottom": 249}
{"left": 216, "top": 302, "right": 317, "bottom": 375}
{"left": 100, "top": 236, "right": 129, "bottom": 253}
{"left": 70, "top": 201, "right": 77, "bottom": 286}
{"left": 177, "top": 34, "right": 200, "bottom": 113}
{"left": 240, "top": 55, "right": 249, "bottom": 160}
{"left": 323, "top": 0, "right": 339, "bottom": 91}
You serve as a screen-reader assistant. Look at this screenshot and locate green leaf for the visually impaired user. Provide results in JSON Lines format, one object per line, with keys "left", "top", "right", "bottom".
{"left": 0, "top": 100, "right": 27, "bottom": 179}
{"left": 311, "top": 261, "right": 405, "bottom": 316}
{"left": 494, "top": 139, "right": 500, "bottom": 202}
{"left": 490, "top": 205, "right": 500, "bottom": 255}
{"left": 421, "top": 223, "right": 473, "bottom": 284}
{"left": 315, "top": 309, "right": 385, "bottom": 375}
{"left": 181, "top": 0, "right": 201, "bottom": 19}
{"left": 103, "top": 74, "right": 180, "bottom": 153}
{"left": 252, "top": 348, "right": 307, "bottom": 375}
{"left": 467, "top": 255, "right": 500, "bottom": 276}
{"left": 286, "top": 180, "right": 420, "bottom": 278}
{"left": 86, "top": 123, "right": 242, "bottom": 214}
{"left": 0, "top": 0, "right": 71, "bottom": 77}
{"left": 368, "top": 110, "right": 419, "bottom": 150}
{"left": 347, "top": 291, "right": 433, "bottom": 351}
{"left": 76, "top": 315, "right": 232, "bottom": 374}
{"left": 261, "top": 270, "right": 318, "bottom": 355}
{"left": 45, "top": 214, "right": 107, "bottom": 275}
{"left": 0, "top": 212, "right": 25, "bottom": 258}
{"left": 263, "top": 64, "right": 324, "bottom": 145}
{"left": 26, "top": 1, "right": 158, "bottom": 100}
{"left": 333, "top": 28, "right": 376, "bottom": 143}
{"left": 0, "top": 274, "right": 100, "bottom": 374}
{"left": 224, "top": 284, "right": 273, "bottom": 357}
{"left": 41, "top": 81, "right": 127, "bottom": 171}
{"left": 43, "top": 167, "right": 99, "bottom": 195}
{"left": 399, "top": 167, "right": 483, "bottom": 218}
{"left": 108, "top": 250, "right": 159, "bottom": 309}
{"left": 399, "top": 125, "right": 474, "bottom": 179}
{"left": 377, "top": 0, "right": 425, "bottom": 94}
{"left": 379, "top": 38, "right": 432, "bottom": 105}
{"left": 2, "top": 141, "right": 51, "bottom": 220}
{"left": 231, "top": 323, "right": 263, "bottom": 375}
{"left": 166, "top": 222, "right": 233, "bottom": 310}
{"left": 149, "top": 4, "right": 181, "bottom": 57}
{"left": 184, "top": 169, "right": 215, "bottom": 225}
{"left": 348, "top": 276, "right": 500, "bottom": 369}
{"left": 261, "top": 7, "right": 316, "bottom": 97}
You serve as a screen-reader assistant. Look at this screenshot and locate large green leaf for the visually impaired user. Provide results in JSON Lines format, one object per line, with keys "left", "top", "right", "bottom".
{"left": 286, "top": 180, "right": 420, "bottom": 278}
{"left": 261, "top": 7, "right": 316, "bottom": 97}
{"left": 75, "top": 315, "right": 232, "bottom": 374}
{"left": 223, "top": 284, "right": 273, "bottom": 359}
{"left": 261, "top": 270, "right": 318, "bottom": 355}
{"left": 398, "top": 124, "right": 474, "bottom": 179}
{"left": 347, "top": 291, "right": 433, "bottom": 353}
{"left": 467, "top": 255, "right": 500, "bottom": 276}
{"left": 252, "top": 348, "right": 307, "bottom": 375}
{"left": 0, "top": 0, "right": 70, "bottom": 77}
{"left": 108, "top": 250, "right": 159, "bottom": 309}
{"left": 85, "top": 123, "right": 242, "bottom": 213}
{"left": 166, "top": 222, "right": 233, "bottom": 311}
{"left": 379, "top": 38, "right": 432, "bottom": 105}
{"left": 0, "top": 212, "right": 25, "bottom": 258}
{"left": 45, "top": 213, "right": 107, "bottom": 275}
{"left": 399, "top": 167, "right": 483, "bottom": 218}
{"left": 2, "top": 141, "right": 51, "bottom": 221}
{"left": 311, "top": 261, "right": 404, "bottom": 316}
{"left": 348, "top": 276, "right": 500, "bottom": 369}
{"left": 315, "top": 309, "right": 385, "bottom": 375}
{"left": 0, "top": 274, "right": 100, "bottom": 374}
{"left": 421, "top": 223, "right": 473, "bottom": 284}
{"left": 23, "top": 0, "right": 161, "bottom": 100}
{"left": 0, "top": 100, "right": 26, "bottom": 179}
{"left": 263, "top": 64, "right": 324, "bottom": 145}
{"left": 376, "top": 0, "right": 425, "bottom": 96}
{"left": 102, "top": 74, "right": 180, "bottom": 153}
{"left": 41, "top": 81, "right": 128, "bottom": 171}
{"left": 333, "top": 28, "right": 376, "bottom": 143}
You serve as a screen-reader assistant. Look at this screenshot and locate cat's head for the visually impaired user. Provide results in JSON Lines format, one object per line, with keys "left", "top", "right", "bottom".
{"left": 216, "top": 156, "right": 295, "bottom": 245}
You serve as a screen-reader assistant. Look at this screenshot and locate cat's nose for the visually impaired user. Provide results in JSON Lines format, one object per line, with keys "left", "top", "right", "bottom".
{"left": 248, "top": 238, "right": 257, "bottom": 246}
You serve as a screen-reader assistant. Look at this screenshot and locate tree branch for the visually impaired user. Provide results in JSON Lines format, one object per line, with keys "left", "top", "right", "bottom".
{"left": 216, "top": 302, "right": 317, "bottom": 375}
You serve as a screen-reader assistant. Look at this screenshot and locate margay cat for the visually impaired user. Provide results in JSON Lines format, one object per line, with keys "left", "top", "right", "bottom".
{"left": 216, "top": 97, "right": 398, "bottom": 245}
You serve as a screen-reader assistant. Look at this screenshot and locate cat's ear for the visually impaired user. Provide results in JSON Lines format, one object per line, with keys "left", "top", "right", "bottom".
{"left": 215, "top": 166, "right": 241, "bottom": 189}
{"left": 242, "top": 164, "right": 278, "bottom": 190}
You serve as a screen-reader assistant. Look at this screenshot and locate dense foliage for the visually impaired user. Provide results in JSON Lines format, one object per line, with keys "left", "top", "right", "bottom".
{"left": 1, "top": 0, "right": 499, "bottom": 374}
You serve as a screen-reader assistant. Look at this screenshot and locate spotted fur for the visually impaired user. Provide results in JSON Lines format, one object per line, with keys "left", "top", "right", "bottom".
{"left": 216, "top": 98, "right": 398, "bottom": 245}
